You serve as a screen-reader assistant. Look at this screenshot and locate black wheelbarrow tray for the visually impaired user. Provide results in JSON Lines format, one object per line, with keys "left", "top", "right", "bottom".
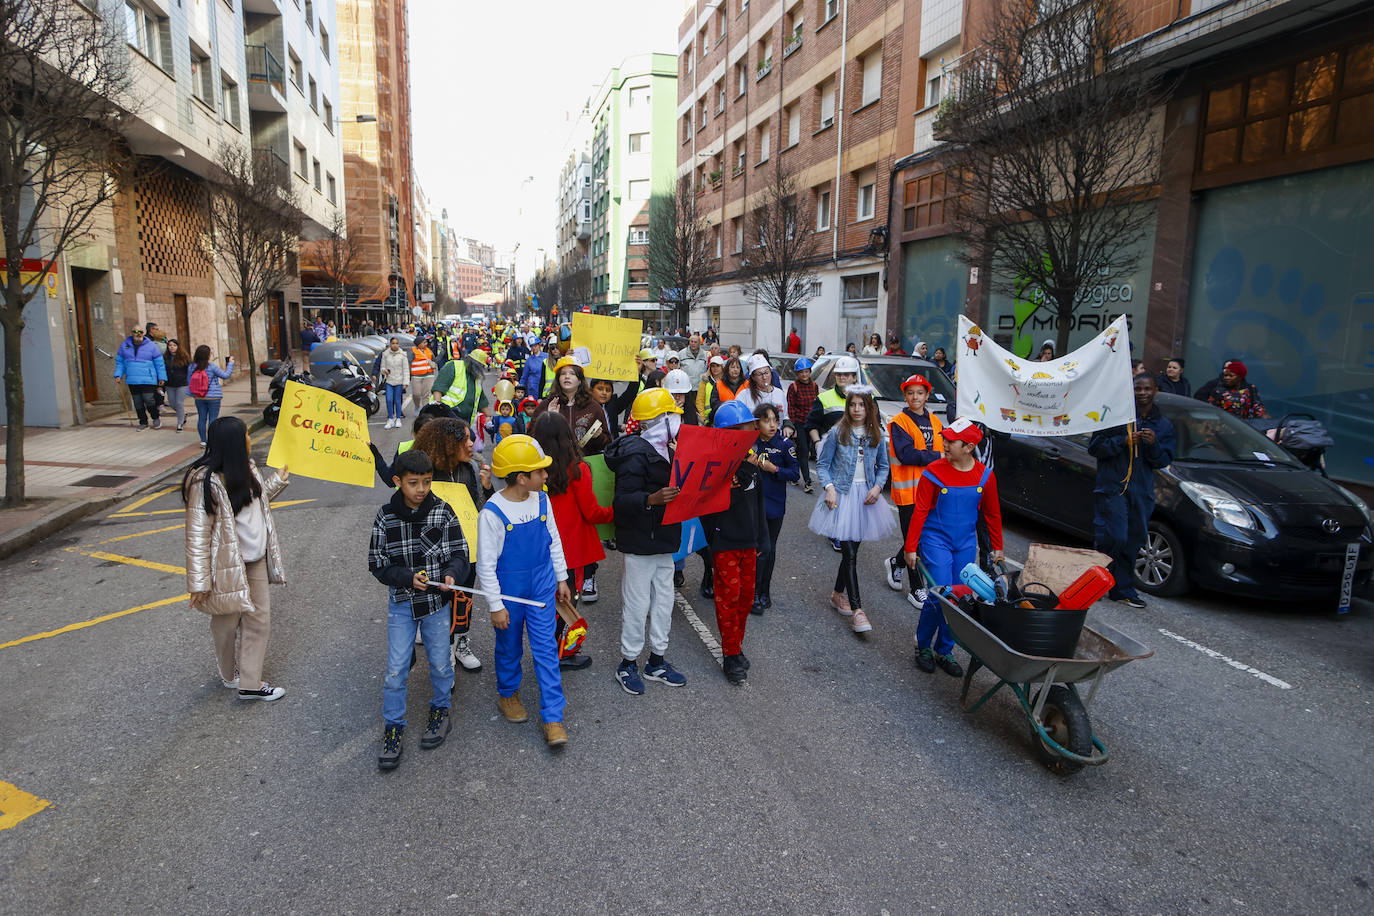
{"left": 935, "top": 591, "right": 1154, "bottom": 775}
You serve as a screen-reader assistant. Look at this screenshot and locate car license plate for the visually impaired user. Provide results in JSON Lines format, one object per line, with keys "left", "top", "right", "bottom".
{"left": 1338, "top": 543, "right": 1359, "bottom": 614}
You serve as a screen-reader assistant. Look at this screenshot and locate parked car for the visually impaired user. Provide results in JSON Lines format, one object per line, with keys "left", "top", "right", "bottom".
{"left": 308, "top": 340, "right": 381, "bottom": 374}
{"left": 992, "top": 393, "right": 1374, "bottom": 602}
{"left": 810, "top": 354, "right": 956, "bottom": 426}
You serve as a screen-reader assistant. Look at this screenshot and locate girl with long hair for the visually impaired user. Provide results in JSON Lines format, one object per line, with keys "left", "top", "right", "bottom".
{"left": 164, "top": 338, "right": 192, "bottom": 431}
{"left": 529, "top": 412, "right": 614, "bottom": 671}
{"left": 190, "top": 344, "right": 235, "bottom": 445}
{"left": 182, "top": 416, "right": 290, "bottom": 700}
{"left": 862, "top": 333, "right": 883, "bottom": 355}
{"left": 535, "top": 358, "right": 612, "bottom": 454}
{"left": 808, "top": 387, "right": 897, "bottom": 635}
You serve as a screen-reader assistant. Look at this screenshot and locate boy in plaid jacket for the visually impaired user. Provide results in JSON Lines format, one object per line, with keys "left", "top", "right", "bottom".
{"left": 368, "top": 449, "right": 470, "bottom": 771}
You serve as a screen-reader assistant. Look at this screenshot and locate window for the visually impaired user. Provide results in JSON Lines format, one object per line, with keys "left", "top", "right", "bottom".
{"left": 735, "top": 61, "right": 747, "bottom": 97}
{"left": 308, "top": 76, "right": 318, "bottom": 112}
{"left": 822, "top": 0, "right": 838, "bottom": 23}
{"left": 902, "top": 170, "right": 948, "bottom": 232}
{"left": 861, "top": 49, "right": 883, "bottom": 106}
{"left": 289, "top": 50, "right": 303, "bottom": 90}
{"left": 757, "top": 36, "right": 773, "bottom": 77}
{"left": 124, "top": 2, "right": 168, "bottom": 69}
{"left": 312, "top": 158, "right": 321, "bottom": 192}
{"left": 294, "top": 141, "right": 307, "bottom": 178}
{"left": 785, "top": 10, "right": 804, "bottom": 55}
{"left": 819, "top": 79, "right": 836, "bottom": 128}
{"left": 734, "top": 139, "right": 745, "bottom": 173}
{"left": 582, "top": 200, "right": 591, "bottom": 221}
{"left": 320, "top": 26, "right": 330, "bottom": 61}
{"left": 323, "top": 98, "right": 333, "bottom": 132}
{"left": 327, "top": 173, "right": 336, "bottom": 204}
{"left": 713, "top": 225, "right": 722, "bottom": 258}
{"left": 926, "top": 71, "right": 944, "bottom": 108}
{"left": 628, "top": 86, "right": 650, "bottom": 108}
{"left": 842, "top": 273, "right": 879, "bottom": 306}
{"left": 628, "top": 179, "right": 650, "bottom": 199}
{"left": 628, "top": 132, "right": 648, "bottom": 154}
{"left": 786, "top": 104, "right": 800, "bottom": 147}
{"left": 682, "top": 114, "right": 692, "bottom": 143}
{"left": 190, "top": 45, "right": 214, "bottom": 108}
{"left": 757, "top": 123, "right": 770, "bottom": 162}
{"left": 699, "top": 26, "right": 709, "bottom": 57}
{"left": 629, "top": 228, "right": 650, "bottom": 245}
{"left": 304, "top": 0, "right": 314, "bottom": 31}
{"left": 733, "top": 217, "right": 744, "bottom": 253}
{"left": 716, "top": 81, "right": 725, "bottom": 115}
{"left": 855, "top": 167, "right": 876, "bottom": 221}
{"left": 699, "top": 99, "right": 707, "bottom": 128}
{"left": 221, "top": 76, "right": 240, "bottom": 128}
{"left": 816, "top": 188, "right": 831, "bottom": 229}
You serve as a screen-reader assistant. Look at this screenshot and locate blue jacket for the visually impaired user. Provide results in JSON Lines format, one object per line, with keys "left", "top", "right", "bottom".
{"left": 520, "top": 351, "right": 548, "bottom": 395}
{"left": 816, "top": 426, "right": 890, "bottom": 495}
{"left": 756, "top": 432, "right": 799, "bottom": 519}
{"left": 1088, "top": 405, "right": 1175, "bottom": 495}
{"left": 192, "top": 361, "right": 235, "bottom": 399}
{"left": 114, "top": 337, "right": 167, "bottom": 385}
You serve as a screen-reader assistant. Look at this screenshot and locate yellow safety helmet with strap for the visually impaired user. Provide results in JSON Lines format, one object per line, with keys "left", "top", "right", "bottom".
{"left": 552, "top": 355, "right": 580, "bottom": 373}
{"left": 491, "top": 434, "right": 552, "bottom": 477}
{"left": 630, "top": 387, "right": 682, "bottom": 421}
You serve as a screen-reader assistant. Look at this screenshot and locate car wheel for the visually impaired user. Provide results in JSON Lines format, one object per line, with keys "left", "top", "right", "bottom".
{"left": 1134, "top": 520, "right": 1190, "bottom": 597}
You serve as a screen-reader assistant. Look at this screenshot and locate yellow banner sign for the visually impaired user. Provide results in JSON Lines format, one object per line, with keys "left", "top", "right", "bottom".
{"left": 571, "top": 313, "right": 642, "bottom": 381}
{"left": 265, "top": 380, "right": 374, "bottom": 487}
{"left": 429, "top": 481, "right": 479, "bottom": 562}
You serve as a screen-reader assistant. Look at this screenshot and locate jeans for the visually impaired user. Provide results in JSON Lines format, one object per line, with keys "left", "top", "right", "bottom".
{"left": 383, "top": 596, "right": 454, "bottom": 726}
{"left": 385, "top": 383, "right": 405, "bottom": 419}
{"left": 195, "top": 397, "right": 222, "bottom": 442}
{"left": 128, "top": 384, "right": 159, "bottom": 426}
{"left": 166, "top": 385, "right": 189, "bottom": 428}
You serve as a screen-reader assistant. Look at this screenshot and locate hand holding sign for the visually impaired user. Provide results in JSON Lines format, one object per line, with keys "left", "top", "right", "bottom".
{"left": 662, "top": 425, "right": 760, "bottom": 524}
{"left": 571, "top": 313, "right": 642, "bottom": 381}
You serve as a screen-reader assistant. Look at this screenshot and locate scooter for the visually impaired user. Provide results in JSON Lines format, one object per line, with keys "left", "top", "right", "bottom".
{"left": 260, "top": 352, "right": 379, "bottom": 427}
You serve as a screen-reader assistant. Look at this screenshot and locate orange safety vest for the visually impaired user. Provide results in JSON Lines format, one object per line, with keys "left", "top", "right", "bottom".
{"left": 411, "top": 346, "right": 435, "bottom": 376}
{"left": 888, "top": 409, "right": 944, "bottom": 506}
{"left": 715, "top": 378, "right": 740, "bottom": 403}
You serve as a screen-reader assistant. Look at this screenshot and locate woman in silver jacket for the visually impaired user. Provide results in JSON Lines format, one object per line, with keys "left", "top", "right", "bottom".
{"left": 183, "top": 416, "right": 290, "bottom": 701}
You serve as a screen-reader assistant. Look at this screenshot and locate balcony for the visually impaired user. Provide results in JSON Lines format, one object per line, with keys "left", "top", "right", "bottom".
{"left": 242, "top": 0, "right": 282, "bottom": 13}
{"left": 252, "top": 147, "right": 290, "bottom": 185}
{"left": 784, "top": 32, "right": 803, "bottom": 58}
{"left": 756, "top": 60, "right": 773, "bottom": 81}
{"left": 245, "top": 45, "right": 286, "bottom": 113}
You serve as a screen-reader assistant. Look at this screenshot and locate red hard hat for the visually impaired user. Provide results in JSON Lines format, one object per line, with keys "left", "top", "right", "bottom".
{"left": 901, "top": 373, "right": 932, "bottom": 392}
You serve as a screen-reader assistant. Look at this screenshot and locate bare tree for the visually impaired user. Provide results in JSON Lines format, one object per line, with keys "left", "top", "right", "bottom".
{"left": 0, "top": 0, "right": 134, "bottom": 505}
{"left": 204, "top": 143, "right": 302, "bottom": 404}
{"left": 741, "top": 167, "right": 820, "bottom": 348}
{"left": 560, "top": 264, "right": 592, "bottom": 311}
{"left": 937, "top": 0, "right": 1163, "bottom": 356}
{"left": 304, "top": 207, "right": 359, "bottom": 324}
{"left": 648, "top": 175, "right": 714, "bottom": 331}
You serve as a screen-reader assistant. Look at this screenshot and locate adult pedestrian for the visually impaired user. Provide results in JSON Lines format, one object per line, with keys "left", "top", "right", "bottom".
{"left": 146, "top": 321, "right": 168, "bottom": 356}
{"left": 708, "top": 355, "right": 748, "bottom": 418}
{"left": 885, "top": 335, "right": 908, "bottom": 356}
{"left": 534, "top": 357, "right": 612, "bottom": 454}
{"left": 189, "top": 345, "right": 235, "bottom": 445}
{"left": 678, "top": 333, "right": 709, "bottom": 389}
{"left": 300, "top": 320, "right": 320, "bottom": 351}
{"left": 785, "top": 327, "right": 802, "bottom": 354}
{"left": 734, "top": 353, "right": 787, "bottom": 419}
{"left": 408, "top": 336, "right": 438, "bottom": 414}
{"left": 113, "top": 326, "right": 166, "bottom": 430}
{"left": 703, "top": 326, "right": 718, "bottom": 345}
{"left": 1089, "top": 374, "right": 1175, "bottom": 609}
{"left": 520, "top": 339, "right": 548, "bottom": 398}
{"left": 695, "top": 354, "right": 725, "bottom": 424}
{"left": 183, "top": 415, "right": 290, "bottom": 701}
{"left": 1156, "top": 358, "right": 1191, "bottom": 397}
{"left": 433, "top": 347, "right": 491, "bottom": 426}
{"left": 933, "top": 347, "right": 955, "bottom": 379}
{"left": 1205, "top": 360, "right": 1267, "bottom": 419}
{"left": 379, "top": 337, "right": 410, "bottom": 428}
{"left": 164, "top": 338, "right": 191, "bottom": 432}
{"left": 786, "top": 357, "right": 819, "bottom": 493}
{"left": 862, "top": 333, "right": 883, "bottom": 355}
{"left": 912, "top": 340, "right": 929, "bottom": 359}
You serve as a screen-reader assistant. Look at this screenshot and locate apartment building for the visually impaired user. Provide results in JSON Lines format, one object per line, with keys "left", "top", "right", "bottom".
{"left": 588, "top": 53, "right": 679, "bottom": 322}
{"left": 451, "top": 257, "right": 484, "bottom": 303}
{"left": 430, "top": 208, "right": 450, "bottom": 298}
{"left": 676, "top": 0, "right": 904, "bottom": 350}
{"left": 556, "top": 151, "right": 593, "bottom": 277}
{"left": 886, "top": 0, "right": 1374, "bottom": 486}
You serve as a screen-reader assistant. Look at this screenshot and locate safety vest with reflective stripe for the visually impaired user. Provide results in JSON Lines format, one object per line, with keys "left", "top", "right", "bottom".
{"left": 439, "top": 363, "right": 472, "bottom": 408}
{"left": 411, "top": 347, "right": 435, "bottom": 376}
{"left": 448, "top": 339, "right": 462, "bottom": 359}
{"left": 542, "top": 359, "right": 557, "bottom": 399}
{"left": 715, "top": 378, "right": 741, "bottom": 403}
{"left": 888, "top": 409, "right": 944, "bottom": 506}
{"left": 817, "top": 386, "right": 846, "bottom": 413}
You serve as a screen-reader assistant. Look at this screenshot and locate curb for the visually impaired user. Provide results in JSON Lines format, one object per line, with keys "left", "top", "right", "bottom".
{"left": 0, "top": 411, "right": 267, "bottom": 562}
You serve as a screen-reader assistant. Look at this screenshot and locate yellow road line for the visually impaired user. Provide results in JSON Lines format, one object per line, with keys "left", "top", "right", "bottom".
{"left": 116, "top": 486, "right": 173, "bottom": 515}
{"left": 110, "top": 497, "right": 315, "bottom": 518}
{"left": 98, "top": 524, "right": 185, "bottom": 544}
{"left": 64, "top": 547, "right": 186, "bottom": 575}
{"left": 0, "top": 593, "right": 188, "bottom": 651}
{"left": 0, "top": 781, "right": 51, "bottom": 831}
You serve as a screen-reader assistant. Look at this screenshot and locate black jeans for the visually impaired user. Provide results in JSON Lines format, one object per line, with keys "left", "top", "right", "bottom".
{"left": 128, "top": 384, "right": 159, "bottom": 426}
{"left": 756, "top": 514, "right": 786, "bottom": 599}
{"left": 893, "top": 503, "right": 915, "bottom": 575}
{"left": 798, "top": 434, "right": 815, "bottom": 485}
{"left": 834, "top": 541, "right": 862, "bottom": 609}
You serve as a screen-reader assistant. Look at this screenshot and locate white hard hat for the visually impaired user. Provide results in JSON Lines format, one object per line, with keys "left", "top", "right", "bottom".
{"left": 834, "top": 355, "right": 861, "bottom": 374}
{"left": 746, "top": 353, "right": 771, "bottom": 375}
{"left": 664, "top": 368, "right": 692, "bottom": 394}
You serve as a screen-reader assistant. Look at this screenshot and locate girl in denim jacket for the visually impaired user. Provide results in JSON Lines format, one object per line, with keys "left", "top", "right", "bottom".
{"left": 808, "top": 387, "right": 898, "bottom": 634}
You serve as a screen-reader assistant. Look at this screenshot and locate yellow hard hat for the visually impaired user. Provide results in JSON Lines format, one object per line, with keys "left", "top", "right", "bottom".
{"left": 492, "top": 379, "right": 515, "bottom": 402}
{"left": 491, "top": 434, "right": 552, "bottom": 477}
{"left": 630, "top": 386, "right": 682, "bottom": 421}
{"left": 468, "top": 349, "right": 490, "bottom": 366}
{"left": 552, "top": 355, "right": 580, "bottom": 372}
{"left": 637, "top": 348, "right": 657, "bottom": 361}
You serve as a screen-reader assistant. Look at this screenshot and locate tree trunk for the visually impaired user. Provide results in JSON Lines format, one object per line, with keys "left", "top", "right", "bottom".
{"left": 2, "top": 307, "right": 26, "bottom": 506}
{"left": 778, "top": 296, "right": 788, "bottom": 355}
{"left": 242, "top": 307, "right": 259, "bottom": 405}
{"left": 1055, "top": 298, "right": 1075, "bottom": 357}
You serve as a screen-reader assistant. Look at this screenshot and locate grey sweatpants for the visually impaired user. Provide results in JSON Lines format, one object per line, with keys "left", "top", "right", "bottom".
{"left": 620, "top": 553, "right": 675, "bottom": 661}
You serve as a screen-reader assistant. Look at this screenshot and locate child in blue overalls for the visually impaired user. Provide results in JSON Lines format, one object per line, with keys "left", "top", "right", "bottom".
{"left": 477, "top": 434, "right": 574, "bottom": 747}
{"left": 903, "top": 417, "right": 1005, "bottom": 677}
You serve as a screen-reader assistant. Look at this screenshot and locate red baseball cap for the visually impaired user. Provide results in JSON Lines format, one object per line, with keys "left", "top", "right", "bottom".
{"left": 942, "top": 416, "right": 984, "bottom": 445}
{"left": 901, "top": 373, "right": 932, "bottom": 392}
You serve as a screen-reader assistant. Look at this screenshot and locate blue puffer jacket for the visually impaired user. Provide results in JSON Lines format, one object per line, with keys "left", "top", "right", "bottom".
{"left": 114, "top": 337, "right": 167, "bottom": 386}
{"left": 816, "top": 426, "right": 890, "bottom": 495}
{"left": 192, "top": 361, "right": 235, "bottom": 399}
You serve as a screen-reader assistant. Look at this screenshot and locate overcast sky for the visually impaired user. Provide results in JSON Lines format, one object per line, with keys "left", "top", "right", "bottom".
{"left": 408, "top": 0, "right": 685, "bottom": 275}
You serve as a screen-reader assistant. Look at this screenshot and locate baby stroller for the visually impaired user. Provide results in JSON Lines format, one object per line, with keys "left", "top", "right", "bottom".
{"left": 1252, "top": 413, "right": 1334, "bottom": 476}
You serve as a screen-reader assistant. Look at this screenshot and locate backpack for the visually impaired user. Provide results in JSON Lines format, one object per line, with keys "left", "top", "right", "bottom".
{"left": 189, "top": 367, "right": 210, "bottom": 397}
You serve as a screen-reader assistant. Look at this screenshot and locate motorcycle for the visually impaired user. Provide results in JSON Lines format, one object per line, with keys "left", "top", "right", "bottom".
{"left": 260, "top": 351, "right": 379, "bottom": 427}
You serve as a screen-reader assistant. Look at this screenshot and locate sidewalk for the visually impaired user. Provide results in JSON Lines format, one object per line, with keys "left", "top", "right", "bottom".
{"left": 0, "top": 375, "right": 268, "bottom": 559}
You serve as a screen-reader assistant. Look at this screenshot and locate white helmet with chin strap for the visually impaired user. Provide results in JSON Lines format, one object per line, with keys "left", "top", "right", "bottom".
{"left": 833, "top": 355, "right": 861, "bottom": 375}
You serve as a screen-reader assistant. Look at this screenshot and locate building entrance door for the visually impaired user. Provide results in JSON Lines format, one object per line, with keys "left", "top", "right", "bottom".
{"left": 72, "top": 271, "right": 99, "bottom": 402}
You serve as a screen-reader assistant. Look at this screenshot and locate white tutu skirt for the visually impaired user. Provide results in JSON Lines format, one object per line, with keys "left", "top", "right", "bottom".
{"left": 808, "top": 486, "right": 900, "bottom": 543}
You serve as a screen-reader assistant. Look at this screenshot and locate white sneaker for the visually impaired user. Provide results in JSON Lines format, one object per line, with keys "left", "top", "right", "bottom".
{"left": 237, "top": 682, "right": 285, "bottom": 701}
{"left": 452, "top": 634, "right": 482, "bottom": 671}
{"left": 220, "top": 669, "right": 239, "bottom": 689}
{"left": 907, "top": 588, "right": 928, "bottom": 610}
{"left": 885, "top": 556, "right": 904, "bottom": 591}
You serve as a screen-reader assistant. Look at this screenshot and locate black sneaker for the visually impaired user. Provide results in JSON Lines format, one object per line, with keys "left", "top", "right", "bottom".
{"left": 419, "top": 706, "right": 451, "bottom": 750}
{"left": 237, "top": 682, "right": 285, "bottom": 701}
{"left": 885, "top": 556, "right": 904, "bottom": 591}
{"left": 831, "top": 538, "right": 842, "bottom": 552}
{"left": 914, "top": 646, "right": 937, "bottom": 673}
{"left": 935, "top": 653, "right": 964, "bottom": 678}
{"left": 750, "top": 596, "right": 765, "bottom": 616}
{"left": 757, "top": 594, "right": 772, "bottom": 610}
{"left": 616, "top": 660, "right": 645, "bottom": 695}
{"left": 723, "top": 654, "right": 747, "bottom": 685}
{"left": 378, "top": 724, "right": 403, "bottom": 770}
{"left": 700, "top": 572, "right": 714, "bottom": 599}
{"left": 643, "top": 659, "right": 687, "bottom": 686}
{"left": 581, "top": 577, "right": 599, "bottom": 604}
{"left": 673, "top": 569, "right": 686, "bottom": 588}
{"left": 1117, "top": 595, "right": 1148, "bottom": 609}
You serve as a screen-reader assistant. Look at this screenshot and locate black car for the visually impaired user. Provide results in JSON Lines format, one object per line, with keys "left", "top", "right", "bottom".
{"left": 994, "top": 393, "right": 1373, "bottom": 602}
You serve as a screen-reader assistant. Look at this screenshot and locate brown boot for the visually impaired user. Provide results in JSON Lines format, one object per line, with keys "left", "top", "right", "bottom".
{"left": 497, "top": 692, "right": 528, "bottom": 723}
{"left": 543, "top": 721, "right": 568, "bottom": 747}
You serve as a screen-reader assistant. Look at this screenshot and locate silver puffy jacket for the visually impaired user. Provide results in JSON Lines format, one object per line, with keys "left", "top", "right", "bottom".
{"left": 184, "top": 462, "right": 288, "bottom": 615}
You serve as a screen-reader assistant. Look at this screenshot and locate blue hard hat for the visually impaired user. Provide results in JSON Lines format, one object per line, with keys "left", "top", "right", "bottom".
{"left": 794, "top": 357, "right": 814, "bottom": 371}
{"left": 713, "top": 399, "right": 755, "bottom": 428}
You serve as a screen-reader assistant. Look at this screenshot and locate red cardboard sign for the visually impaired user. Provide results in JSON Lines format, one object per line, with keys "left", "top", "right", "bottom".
{"left": 662, "top": 425, "right": 760, "bottom": 524}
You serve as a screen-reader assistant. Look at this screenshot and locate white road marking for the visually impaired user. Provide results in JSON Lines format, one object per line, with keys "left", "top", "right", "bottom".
{"left": 675, "top": 590, "right": 723, "bottom": 666}
{"left": 1157, "top": 628, "right": 1293, "bottom": 690}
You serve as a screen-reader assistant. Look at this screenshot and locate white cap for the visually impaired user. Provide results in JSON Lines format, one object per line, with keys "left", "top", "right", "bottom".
{"left": 746, "top": 353, "right": 770, "bottom": 375}
{"left": 834, "top": 355, "right": 861, "bottom": 374}
{"left": 709, "top": 355, "right": 726, "bottom": 366}
{"left": 664, "top": 368, "right": 692, "bottom": 394}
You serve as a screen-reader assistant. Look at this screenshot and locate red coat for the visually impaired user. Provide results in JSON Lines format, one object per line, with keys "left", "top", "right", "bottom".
{"left": 548, "top": 460, "right": 614, "bottom": 570}
{"left": 785, "top": 332, "right": 802, "bottom": 354}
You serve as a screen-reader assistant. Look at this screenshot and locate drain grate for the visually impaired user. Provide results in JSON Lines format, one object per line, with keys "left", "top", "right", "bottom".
{"left": 73, "top": 474, "right": 137, "bottom": 487}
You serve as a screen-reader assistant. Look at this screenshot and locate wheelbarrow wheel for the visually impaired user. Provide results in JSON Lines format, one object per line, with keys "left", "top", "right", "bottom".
{"left": 1031, "top": 685, "right": 1092, "bottom": 775}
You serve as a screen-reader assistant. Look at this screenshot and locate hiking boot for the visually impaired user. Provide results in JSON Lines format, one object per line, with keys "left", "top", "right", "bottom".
{"left": 543, "top": 722, "right": 568, "bottom": 747}
{"left": 581, "top": 576, "right": 599, "bottom": 603}
{"left": 616, "top": 660, "right": 645, "bottom": 696}
{"left": 377, "top": 724, "right": 403, "bottom": 770}
{"left": 560, "top": 652, "right": 592, "bottom": 670}
{"left": 497, "top": 692, "right": 528, "bottom": 723}
{"left": 237, "top": 682, "right": 285, "bottom": 701}
{"left": 851, "top": 609, "right": 873, "bottom": 634}
{"left": 914, "top": 646, "right": 937, "bottom": 673}
{"left": 643, "top": 660, "right": 687, "bottom": 687}
{"left": 936, "top": 653, "right": 964, "bottom": 678}
{"left": 885, "top": 556, "right": 904, "bottom": 591}
{"left": 419, "top": 705, "right": 451, "bottom": 750}
{"left": 723, "top": 654, "right": 747, "bottom": 686}
{"left": 452, "top": 634, "right": 481, "bottom": 671}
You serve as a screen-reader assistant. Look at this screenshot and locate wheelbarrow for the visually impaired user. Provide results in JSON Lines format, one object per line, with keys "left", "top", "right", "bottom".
{"left": 923, "top": 581, "right": 1153, "bottom": 775}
